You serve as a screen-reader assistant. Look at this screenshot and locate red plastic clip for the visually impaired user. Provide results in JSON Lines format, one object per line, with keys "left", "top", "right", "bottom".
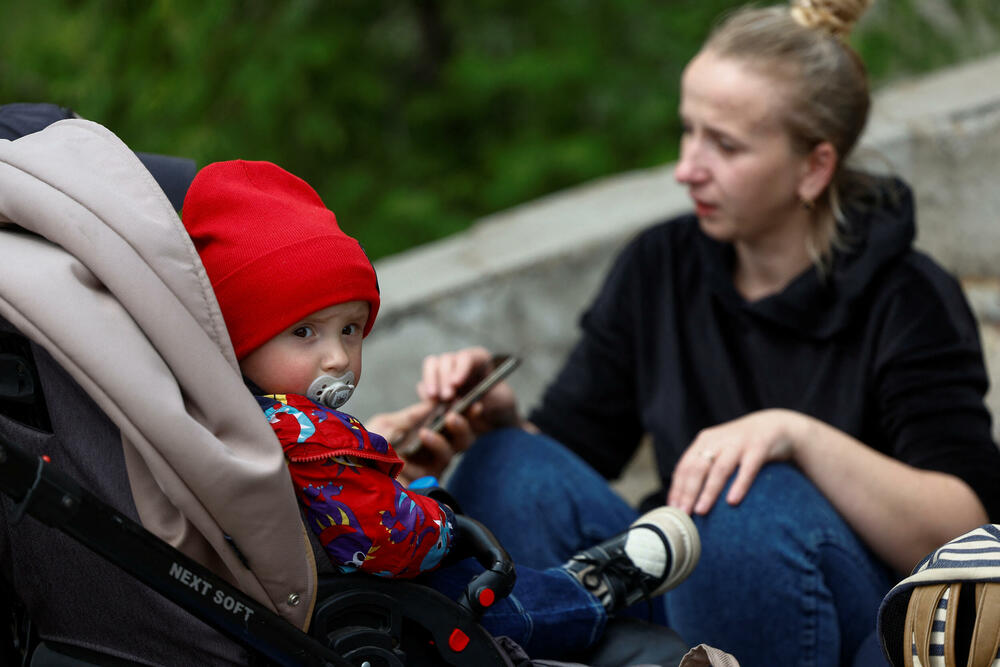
{"left": 448, "top": 628, "right": 470, "bottom": 652}
{"left": 478, "top": 588, "right": 495, "bottom": 608}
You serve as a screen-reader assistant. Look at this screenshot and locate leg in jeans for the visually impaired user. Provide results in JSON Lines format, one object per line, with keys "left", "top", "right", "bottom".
{"left": 422, "top": 557, "right": 607, "bottom": 659}
{"left": 444, "top": 428, "right": 689, "bottom": 663}
{"left": 446, "top": 428, "right": 640, "bottom": 569}
{"left": 665, "top": 462, "right": 896, "bottom": 667}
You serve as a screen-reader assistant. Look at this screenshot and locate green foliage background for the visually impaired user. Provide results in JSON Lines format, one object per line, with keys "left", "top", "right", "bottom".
{"left": 2, "top": 0, "right": 999, "bottom": 258}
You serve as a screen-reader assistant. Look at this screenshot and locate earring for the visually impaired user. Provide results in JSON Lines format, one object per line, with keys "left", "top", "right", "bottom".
{"left": 801, "top": 197, "right": 815, "bottom": 211}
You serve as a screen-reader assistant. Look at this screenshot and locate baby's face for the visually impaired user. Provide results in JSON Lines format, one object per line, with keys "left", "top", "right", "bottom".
{"left": 240, "top": 300, "right": 369, "bottom": 397}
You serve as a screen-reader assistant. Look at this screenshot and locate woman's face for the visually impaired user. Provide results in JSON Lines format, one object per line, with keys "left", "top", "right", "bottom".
{"left": 674, "top": 51, "right": 812, "bottom": 246}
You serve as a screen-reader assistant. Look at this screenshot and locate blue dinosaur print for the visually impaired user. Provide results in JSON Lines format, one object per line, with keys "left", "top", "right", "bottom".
{"left": 420, "top": 519, "right": 450, "bottom": 571}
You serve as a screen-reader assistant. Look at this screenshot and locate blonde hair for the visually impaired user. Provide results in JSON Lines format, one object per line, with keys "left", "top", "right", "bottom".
{"left": 703, "top": 0, "right": 875, "bottom": 269}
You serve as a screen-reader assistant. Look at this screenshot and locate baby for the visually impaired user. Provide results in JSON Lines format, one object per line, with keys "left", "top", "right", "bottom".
{"left": 182, "top": 159, "right": 451, "bottom": 578}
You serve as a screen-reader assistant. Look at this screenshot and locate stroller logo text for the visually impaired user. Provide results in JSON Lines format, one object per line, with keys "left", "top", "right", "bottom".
{"left": 168, "top": 562, "right": 255, "bottom": 623}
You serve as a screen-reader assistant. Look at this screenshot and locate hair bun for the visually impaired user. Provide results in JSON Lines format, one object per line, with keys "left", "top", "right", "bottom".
{"left": 790, "top": 0, "right": 872, "bottom": 38}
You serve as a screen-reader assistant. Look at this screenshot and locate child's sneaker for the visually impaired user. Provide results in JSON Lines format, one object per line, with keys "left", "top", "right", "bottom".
{"left": 562, "top": 506, "right": 700, "bottom": 612}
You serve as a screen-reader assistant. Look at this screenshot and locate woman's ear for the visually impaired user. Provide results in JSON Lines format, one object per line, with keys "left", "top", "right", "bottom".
{"left": 798, "top": 141, "right": 838, "bottom": 204}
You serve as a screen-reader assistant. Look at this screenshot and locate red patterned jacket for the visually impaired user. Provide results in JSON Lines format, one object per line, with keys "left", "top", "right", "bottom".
{"left": 255, "top": 393, "right": 455, "bottom": 578}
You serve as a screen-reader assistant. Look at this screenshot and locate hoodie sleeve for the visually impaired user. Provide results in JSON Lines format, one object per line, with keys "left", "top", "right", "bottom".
{"left": 873, "top": 259, "right": 1000, "bottom": 521}
{"left": 257, "top": 394, "right": 456, "bottom": 578}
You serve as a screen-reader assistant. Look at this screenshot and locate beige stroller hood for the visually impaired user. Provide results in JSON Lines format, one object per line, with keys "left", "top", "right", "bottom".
{"left": 0, "top": 119, "right": 316, "bottom": 629}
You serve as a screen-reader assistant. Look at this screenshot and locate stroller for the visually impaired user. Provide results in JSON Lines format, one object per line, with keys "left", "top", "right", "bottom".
{"left": 0, "top": 118, "right": 687, "bottom": 666}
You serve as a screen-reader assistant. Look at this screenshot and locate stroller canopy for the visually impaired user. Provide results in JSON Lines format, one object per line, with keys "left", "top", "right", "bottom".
{"left": 0, "top": 120, "right": 317, "bottom": 629}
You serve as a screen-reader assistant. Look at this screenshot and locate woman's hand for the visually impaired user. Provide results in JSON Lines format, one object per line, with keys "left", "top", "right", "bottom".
{"left": 667, "top": 408, "right": 810, "bottom": 515}
{"left": 416, "top": 346, "right": 521, "bottom": 436}
{"left": 367, "top": 401, "right": 476, "bottom": 484}
{"left": 668, "top": 408, "right": 989, "bottom": 572}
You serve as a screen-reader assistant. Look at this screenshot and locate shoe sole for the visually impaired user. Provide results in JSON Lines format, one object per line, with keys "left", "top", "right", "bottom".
{"left": 636, "top": 506, "right": 701, "bottom": 595}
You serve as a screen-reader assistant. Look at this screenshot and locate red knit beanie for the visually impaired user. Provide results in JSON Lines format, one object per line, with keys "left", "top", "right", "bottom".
{"left": 182, "top": 160, "right": 380, "bottom": 360}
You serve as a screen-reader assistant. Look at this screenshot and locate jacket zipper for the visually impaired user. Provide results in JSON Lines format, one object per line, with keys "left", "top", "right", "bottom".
{"left": 286, "top": 449, "right": 404, "bottom": 483}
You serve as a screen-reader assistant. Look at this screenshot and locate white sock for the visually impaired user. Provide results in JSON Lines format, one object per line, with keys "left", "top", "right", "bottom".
{"left": 623, "top": 525, "right": 667, "bottom": 579}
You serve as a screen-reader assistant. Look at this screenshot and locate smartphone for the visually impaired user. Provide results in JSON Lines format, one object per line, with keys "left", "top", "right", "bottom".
{"left": 396, "top": 354, "right": 521, "bottom": 457}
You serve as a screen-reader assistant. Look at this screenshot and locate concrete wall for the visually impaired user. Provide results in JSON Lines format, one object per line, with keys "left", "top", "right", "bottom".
{"left": 351, "top": 53, "right": 1000, "bottom": 457}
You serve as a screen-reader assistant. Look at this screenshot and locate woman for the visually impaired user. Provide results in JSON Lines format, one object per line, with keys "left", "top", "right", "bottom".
{"left": 370, "top": 1, "right": 1000, "bottom": 664}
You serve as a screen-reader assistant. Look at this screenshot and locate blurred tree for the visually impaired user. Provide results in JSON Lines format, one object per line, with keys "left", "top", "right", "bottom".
{"left": 1, "top": 0, "right": 998, "bottom": 258}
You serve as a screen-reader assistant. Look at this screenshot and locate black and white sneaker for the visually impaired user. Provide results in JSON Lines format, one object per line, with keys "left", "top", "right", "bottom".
{"left": 562, "top": 506, "right": 700, "bottom": 612}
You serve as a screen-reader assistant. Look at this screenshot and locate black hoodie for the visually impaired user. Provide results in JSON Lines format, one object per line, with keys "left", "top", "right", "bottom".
{"left": 531, "top": 179, "right": 1000, "bottom": 519}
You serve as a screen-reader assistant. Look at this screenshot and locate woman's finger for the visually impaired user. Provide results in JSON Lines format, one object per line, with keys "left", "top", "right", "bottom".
{"left": 693, "top": 449, "right": 739, "bottom": 515}
{"left": 438, "top": 354, "right": 459, "bottom": 401}
{"left": 668, "top": 449, "right": 714, "bottom": 514}
{"left": 400, "top": 430, "right": 452, "bottom": 480}
{"left": 418, "top": 355, "right": 443, "bottom": 400}
{"left": 666, "top": 456, "right": 691, "bottom": 509}
{"left": 725, "top": 449, "right": 768, "bottom": 506}
{"left": 417, "top": 348, "right": 494, "bottom": 402}
{"left": 439, "top": 411, "right": 475, "bottom": 452}
{"left": 461, "top": 346, "right": 493, "bottom": 380}
{"left": 448, "top": 350, "right": 474, "bottom": 390}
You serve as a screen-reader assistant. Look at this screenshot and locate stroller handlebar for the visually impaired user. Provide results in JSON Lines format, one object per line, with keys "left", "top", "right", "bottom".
{"left": 452, "top": 514, "right": 517, "bottom": 620}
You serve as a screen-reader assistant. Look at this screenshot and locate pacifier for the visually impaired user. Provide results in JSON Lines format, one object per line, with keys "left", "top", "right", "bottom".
{"left": 306, "top": 371, "right": 356, "bottom": 409}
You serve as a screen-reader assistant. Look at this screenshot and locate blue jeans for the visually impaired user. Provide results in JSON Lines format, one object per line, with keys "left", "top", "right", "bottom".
{"left": 419, "top": 431, "right": 614, "bottom": 659}
{"left": 420, "top": 556, "right": 607, "bottom": 658}
{"left": 446, "top": 428, "right": 896, "bottom": 667}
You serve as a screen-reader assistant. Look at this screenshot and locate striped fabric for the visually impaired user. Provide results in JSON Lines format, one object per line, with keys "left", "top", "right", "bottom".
{"left": 879, "top": 525, "right": 1000, "bottom": 667}
{"left": 916, "top": 526, "right": 1000, "bottom": 573}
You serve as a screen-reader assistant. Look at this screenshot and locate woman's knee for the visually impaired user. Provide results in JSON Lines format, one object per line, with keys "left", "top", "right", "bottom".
{"left": 667, "top": 463, "right": 892, "bottom": 662}
{"left": 672, "top": 463, "right": 869, "bottom": 610}
{"left": 697, "top": 463, "right": 849, "bottom": 546}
